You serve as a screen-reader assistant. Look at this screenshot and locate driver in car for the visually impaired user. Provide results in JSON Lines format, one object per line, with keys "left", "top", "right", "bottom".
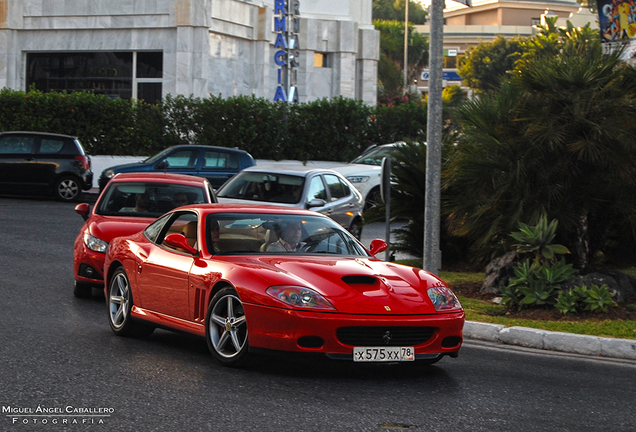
{"left": 267, "top": 221, "right": 306, "bottom": 252}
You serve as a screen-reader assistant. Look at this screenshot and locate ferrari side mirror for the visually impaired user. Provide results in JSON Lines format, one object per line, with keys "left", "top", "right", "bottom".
{"left": 164, "top": 233, "right": 198, "bottom": 255}
{"left": 369, "top": 239, "right": 388, "bottom": 256}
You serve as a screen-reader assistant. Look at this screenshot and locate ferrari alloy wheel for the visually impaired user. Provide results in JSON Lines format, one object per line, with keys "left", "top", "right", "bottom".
{"left": 205, "top": 287, "right": 249, "bottom": 366}
{"left": 55, "top": 176, "right": 81, "bottom": 202}
{"left": 107, "top": 267, "right": 154, "bottom": 337}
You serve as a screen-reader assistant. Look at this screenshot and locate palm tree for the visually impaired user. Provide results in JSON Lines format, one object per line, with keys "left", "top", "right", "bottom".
{"left": 444, "top": 22, "right": 636, "bottom": 272}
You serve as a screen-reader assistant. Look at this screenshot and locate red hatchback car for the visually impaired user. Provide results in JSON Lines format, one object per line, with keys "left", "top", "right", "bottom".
{"left": 103, "top": 204, "right": 465, "bottom": 367}
{"left": 73, "top": 172, "right": 216, "bottom": 297}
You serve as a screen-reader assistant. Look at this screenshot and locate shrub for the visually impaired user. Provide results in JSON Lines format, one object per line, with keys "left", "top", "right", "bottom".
{"left": 555, "top": 285, "right": 617, "bottom": 315}
{"left": 0, "top": 89, "right": 429, "bottom": 160}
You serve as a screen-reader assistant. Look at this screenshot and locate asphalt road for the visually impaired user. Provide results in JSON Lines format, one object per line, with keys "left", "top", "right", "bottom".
{"left": 1, "top": 196, "right": 636, "bottom": 432}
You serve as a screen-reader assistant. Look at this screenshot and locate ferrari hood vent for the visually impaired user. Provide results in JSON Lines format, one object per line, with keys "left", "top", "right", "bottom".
{"left": 341, "top": 275, "right": 378, "bottom": 285}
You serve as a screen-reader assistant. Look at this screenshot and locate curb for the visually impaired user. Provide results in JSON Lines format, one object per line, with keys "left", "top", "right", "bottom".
{"left": 464, "top": 321, "right": 636, "bottom": 360}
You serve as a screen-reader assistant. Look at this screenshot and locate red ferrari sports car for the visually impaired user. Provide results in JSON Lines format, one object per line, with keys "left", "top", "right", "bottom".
{"left": 103, "top": 204, "right": 464, "bottom": 366}
{"left": 73, "top": 172, "right": 216, "bottom": 297}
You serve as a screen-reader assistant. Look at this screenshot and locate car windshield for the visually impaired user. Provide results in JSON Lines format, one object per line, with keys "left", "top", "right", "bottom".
{"left": 97, "top": 182, "right": 206, "bottom": 217}
{"left": 350, "top": 146, "right": 398, "bottom": 166}
{"left": 217, "top": 172, "right": 305, "bottom": 204}
{"left": 143, "top": 147, "right": 174, "bottom": 164}
{"left": 205, "top": 213, "right": 369, "bottom": 256}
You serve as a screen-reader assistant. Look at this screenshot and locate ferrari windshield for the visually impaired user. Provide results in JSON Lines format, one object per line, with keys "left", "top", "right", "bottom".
{"left": 206, "top": 213, "right": 369, "bottom": 257}
{"left": 97, "top": 182, "right": 207, "bottom": 217}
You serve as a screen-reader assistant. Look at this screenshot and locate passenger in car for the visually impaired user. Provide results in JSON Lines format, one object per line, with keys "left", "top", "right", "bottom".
{"left": 173, "top": 192, "right": 189, "bottom": 207}
{"left": 120, "top": 192, "right": 150, "bottom": 212}
{"left": 210, "top": 220, "right": 222, "bottom": 253}
{"left": 266, "top": 221, "right": 305, "bottom": 252}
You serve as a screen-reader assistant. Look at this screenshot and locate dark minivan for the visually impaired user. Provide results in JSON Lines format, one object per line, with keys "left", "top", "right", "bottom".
{"left": 98, "top": 145, "right": 256, "bottom": 191}
{"left": 0, "top": 131, "right": 93, "bottom": 201}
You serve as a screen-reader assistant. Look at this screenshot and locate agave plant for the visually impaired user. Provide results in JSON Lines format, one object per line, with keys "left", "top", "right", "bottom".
{"left": 509, "top": 215, "right": 570, "bottom": 264}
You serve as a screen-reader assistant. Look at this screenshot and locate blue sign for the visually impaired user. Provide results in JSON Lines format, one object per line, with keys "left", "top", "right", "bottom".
{"left": 273, "top": 0, "right": 300, "bottom": 102}
{"left": 420, "top": 70, "right": 463, "bottom": 81}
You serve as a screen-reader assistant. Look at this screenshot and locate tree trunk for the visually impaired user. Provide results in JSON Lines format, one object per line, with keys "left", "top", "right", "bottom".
{"left": 574, "top": 209, "right": 590, "bottom": 273}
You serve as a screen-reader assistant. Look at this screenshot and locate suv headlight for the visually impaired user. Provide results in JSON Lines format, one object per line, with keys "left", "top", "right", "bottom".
{"left": 103, "top": 169, "right": 115, "bottom": 179}
{"left": 346, "top": 176, "right": 370, "bottom": 184}
{"left": 84, "top": 232, "right": 109, "bottom": 253}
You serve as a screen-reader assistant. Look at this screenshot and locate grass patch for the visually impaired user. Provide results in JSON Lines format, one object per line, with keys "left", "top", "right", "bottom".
{"left": 460, "top": 300, "right": 636, "bottom": 340}
{"left": 395, "top": 262, "right": 636, "bottom": 340}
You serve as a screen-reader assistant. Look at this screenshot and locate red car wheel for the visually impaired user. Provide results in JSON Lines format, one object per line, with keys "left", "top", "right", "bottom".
{"left": 107, "top": 267, "right": 154, "bottom": 337}
{"left": 205, "top": 287, "right": 249, "bottom": 367}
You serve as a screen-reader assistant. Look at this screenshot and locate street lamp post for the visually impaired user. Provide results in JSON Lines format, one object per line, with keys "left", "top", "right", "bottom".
{"left": 423, "top": 0, "right": 444, "bottom": 275}
{"left": 403, "top": 0, "right": 409, "bottom": 91}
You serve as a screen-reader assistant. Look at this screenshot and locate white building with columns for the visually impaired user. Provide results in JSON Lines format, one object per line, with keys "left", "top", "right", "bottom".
{"left": 0, "top": 0, "right": 379, "bottom": 105}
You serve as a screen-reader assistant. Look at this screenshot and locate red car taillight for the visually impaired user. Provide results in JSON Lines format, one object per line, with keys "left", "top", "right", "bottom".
{"left": 75, "top": 155, "right": 90, "bottom": 170}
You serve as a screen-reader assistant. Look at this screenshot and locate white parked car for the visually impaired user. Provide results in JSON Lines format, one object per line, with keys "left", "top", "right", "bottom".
{"left": 216, "top": 164, "right": 364, "bottom": 238}
{"left": 331, "top": 142, "right": 405, "bottom": 211}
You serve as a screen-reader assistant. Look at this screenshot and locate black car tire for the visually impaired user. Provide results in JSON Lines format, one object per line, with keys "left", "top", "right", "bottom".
{"left": 205, "top": 287, "right": 250, "bottom": 367}
{"left": 55, "top": 175, "right": 82, "bottom": 202}
{"left": 107, "top": 267, "right": 154, "bottom": 337}
{"left": 73, "top": 280, "right": 93, "bottom": 298}
{"left": 348, "top": 218, "right": 363, "bottom": 240}
{"left": 364, "top": 187, "right": 382, "bottom": 212}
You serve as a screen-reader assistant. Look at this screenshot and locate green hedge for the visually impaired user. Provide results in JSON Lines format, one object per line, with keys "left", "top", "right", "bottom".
{"left": 0, "top": 88, "right": 428, "bottom": 160}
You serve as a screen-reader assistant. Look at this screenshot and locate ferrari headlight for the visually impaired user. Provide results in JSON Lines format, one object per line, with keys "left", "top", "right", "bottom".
{"left": 103, "top": 169, "right": 115, "bottom": 179}
{"left": 427, "top": 286, "right": 462, "bottom": 312}
{"left": 266, "top": 286, "right": 336, "bottom": 311}
{"left": 84, "top": 232, "right": 109, "bottom": 253}
{"left": 346, "top": 176, "right": 370, "bottom": 184}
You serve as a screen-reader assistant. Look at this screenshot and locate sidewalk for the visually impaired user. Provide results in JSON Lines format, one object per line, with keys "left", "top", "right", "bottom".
{"left": 464, "top": 321, "right": 636, "bottom": 360}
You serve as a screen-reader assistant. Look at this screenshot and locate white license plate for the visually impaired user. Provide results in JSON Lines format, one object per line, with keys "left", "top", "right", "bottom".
{"left": 353, "top": 346, "right": 415, "bottom": 362}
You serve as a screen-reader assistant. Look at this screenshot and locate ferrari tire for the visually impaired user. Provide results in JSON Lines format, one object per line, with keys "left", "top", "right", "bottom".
{"left": 107, "top": 267, "right": 154, "bottom": 337}
{"left": 73, "top": 280, "right": 93, "bottom": 298}
{"left": 205, "top": 287, "right": 250, "bottom": 367}
{"left": 55, "top": 175, "right": 82, "bottom": 202}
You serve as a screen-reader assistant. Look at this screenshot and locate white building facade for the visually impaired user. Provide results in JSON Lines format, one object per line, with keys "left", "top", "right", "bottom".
{"left": 0, "top": 0, "right": 379, "bottom": 105}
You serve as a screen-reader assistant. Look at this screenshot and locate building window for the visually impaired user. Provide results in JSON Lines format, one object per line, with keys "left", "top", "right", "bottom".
{"left": 444, "top": 55, "right": 458, "bottom": 69}
{"left": 26, "top": 51, "right": 163, "bottom": 104}
{"left": 27, "top": 52, "right": 133, "bottom": 98}
{"left": 135, "top": 51, "right": 163, "bottom": 103}
{"left": 531, "top": 18, "right": 541, "bottom": 26}
{"left": 314, "top": 52, "right": 329, "bottom": 68}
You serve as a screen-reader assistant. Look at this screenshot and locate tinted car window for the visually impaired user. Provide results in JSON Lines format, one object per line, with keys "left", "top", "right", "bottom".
{"left": 97, "top": 182, "right": 207, "bottom": 217}
{"left": 0, "top": 136, "right": 35, "bottom": 154}
{"left": 203, "top": 150, "right": 239, "bottom": 170}
{"left": 324, "top": 174, "right": 347, "bottom": 201}
{"left": 144, "top": 213, "right": 172, "bottom": 243}
{"left": 217, "top": 172, "right": 305, "bottom": 204}
{"left": 39, "top": 138, "right": 65, "bottom": 154}
{"left": 307, "top": 176, "right": 327, "bottom": 201}
{"left": 165, "top": 150, "right": 198, "bottom": 169}
{"left": 350, "top": 146, "right": 397, "bottom": 165}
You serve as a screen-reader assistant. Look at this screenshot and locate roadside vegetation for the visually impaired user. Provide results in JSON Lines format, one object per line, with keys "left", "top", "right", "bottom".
{"left": 442, "top": 271, "right": 636, "bottom": 340}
